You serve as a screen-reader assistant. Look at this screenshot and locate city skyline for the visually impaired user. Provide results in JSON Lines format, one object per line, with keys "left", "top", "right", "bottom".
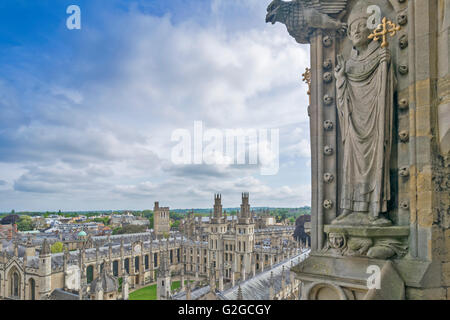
{"left": 0, "top": 0, "right": 312, "bottom": 212}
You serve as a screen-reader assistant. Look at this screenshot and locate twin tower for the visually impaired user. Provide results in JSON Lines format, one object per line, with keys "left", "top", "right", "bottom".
{"left": 212, "top": 193, "right": 253, "bottom": 224}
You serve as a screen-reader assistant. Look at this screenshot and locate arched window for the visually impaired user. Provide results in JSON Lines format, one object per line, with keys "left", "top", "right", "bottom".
{"left": 135, "top": 256, "right": 140, "bottom": 272}
{"left": 113, "top": 261, "right": 119, "bottom": 277}
{"left": 145, "top": 255, "right": 149, "bottom": 270}
{"left": 124, "top": 258, "right": 130, "bottom": 274}
{"left": 29, "top": 278, "right": 36, "bottom": 300}
{"left": 86, "top": 265, "right": 94, "bottom": 284}
{"left": 10, "top": 271, "right": 20, "bottom": 298}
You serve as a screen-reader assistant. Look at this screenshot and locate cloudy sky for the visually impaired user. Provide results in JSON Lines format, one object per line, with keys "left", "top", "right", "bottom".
{"left": 0, "top": 0, "right": 311, "bottom": 212}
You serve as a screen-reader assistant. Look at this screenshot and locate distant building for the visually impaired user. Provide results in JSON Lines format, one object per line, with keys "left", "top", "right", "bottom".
{"left": 153, "top": 202, "right": 170, "bottom": 239}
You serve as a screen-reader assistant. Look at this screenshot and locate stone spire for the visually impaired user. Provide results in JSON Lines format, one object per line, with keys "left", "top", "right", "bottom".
{"left": 269, "top": 271, "right": 274, "bottom": 300}
{"left": 213, "top": 194, "right": 223, "bottom": 221}
{"left": 40, "top": 239, "right": 51, "bottom": 256}
{"left": 237, "top": 285, "right": 244, "bottom": 300}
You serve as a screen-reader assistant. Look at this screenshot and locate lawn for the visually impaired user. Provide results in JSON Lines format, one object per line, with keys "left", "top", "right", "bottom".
{"left": 129, "top": 280, "right": 185, "bottom": 300}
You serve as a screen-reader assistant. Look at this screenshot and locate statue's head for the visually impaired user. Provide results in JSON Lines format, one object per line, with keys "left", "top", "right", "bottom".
{"left": 347, "top": 4, "right": 372, "bottom": 49}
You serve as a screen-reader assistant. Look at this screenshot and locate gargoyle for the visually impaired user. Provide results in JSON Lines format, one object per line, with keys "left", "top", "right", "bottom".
{"left": 266, "top": 0, "right": 348, "bottom": 44}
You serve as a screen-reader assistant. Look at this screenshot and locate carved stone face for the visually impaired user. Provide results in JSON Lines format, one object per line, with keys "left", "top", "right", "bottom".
{"left": 329, "top": 233, "right": 345, "bottom": 249}
{"left": 349, "top": 18, "right": 371, "bottom": 48}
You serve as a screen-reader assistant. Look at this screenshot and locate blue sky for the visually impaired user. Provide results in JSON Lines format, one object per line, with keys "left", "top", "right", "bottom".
{"left": 0, "top": 0, "right": 311, "bottom": 211}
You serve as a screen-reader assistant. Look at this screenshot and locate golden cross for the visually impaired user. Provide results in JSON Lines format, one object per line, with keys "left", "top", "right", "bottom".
{"left": 302, "top": 67, "right": 311, "bottom": 96}
{"left": 368, "top": 17, "right": 401, "bottom": 48}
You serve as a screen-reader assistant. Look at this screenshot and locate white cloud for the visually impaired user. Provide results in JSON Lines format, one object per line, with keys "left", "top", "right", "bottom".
{"left": 0, "top": 1, "right": 312, "bottom": 210}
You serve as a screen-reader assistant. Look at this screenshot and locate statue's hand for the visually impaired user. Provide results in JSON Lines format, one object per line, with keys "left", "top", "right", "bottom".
{"left": 380, "top": 47, "right": 391, "bottom": 63}
{"left": 335, "top": 54, "right": 346, "bottom": 80}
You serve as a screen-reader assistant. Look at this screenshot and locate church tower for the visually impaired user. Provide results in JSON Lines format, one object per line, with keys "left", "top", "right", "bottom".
{"left": 234, "top": 193, "right": 255, "bottom": 282}
{"left": 153, "top": 202, "right": 170, "bottom": 239}
{"left": 39, "top": 239, "right": 52, "bottom": 299}
{"left": 208, "top": 194, "right": 227, "bottom": 280}
{"left": 156, "top": 250, "right": 171, "bottom": 300}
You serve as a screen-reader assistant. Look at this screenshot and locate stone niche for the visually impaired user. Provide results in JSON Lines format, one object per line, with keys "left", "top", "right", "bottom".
{"left": 266, "top": 0, "right": 450, "bottom": 299}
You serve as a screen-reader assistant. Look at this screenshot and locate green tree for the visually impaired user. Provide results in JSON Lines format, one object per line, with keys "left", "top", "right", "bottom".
{"left": 171, "top": 220, "right": 180, "bottom": 230}
{"left": 51, "top": 242, "right": 64, "bottom": 254}
{"left": 16, "top": 215, "right": 34, "bottom": 231}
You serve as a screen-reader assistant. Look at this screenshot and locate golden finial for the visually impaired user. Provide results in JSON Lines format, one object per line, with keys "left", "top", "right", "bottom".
{"left": 302, "top": 67, "right": 311, "bottom": 96}
{"left": 368, "top": 17, "right": 401, "bottom": 48}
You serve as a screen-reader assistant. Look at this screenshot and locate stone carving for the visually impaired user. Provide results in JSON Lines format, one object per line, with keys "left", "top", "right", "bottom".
{"left": 323, "top": 120, "right": 334, "bottom": 131}
{"left": 323, "top": 199, "right": 333, "bottom": 210}
{"left": 398, "top": 64, "right": 409, "bottom": 75}
{"left": 323, "top": 59, "right": 332, "bottom": 70}
{"left": 323, "top": 226, "right": 409, "bottom": 259}
{"left": 397, "top": 11, "right": 408, "bottom": 25}
{"left": 399, "top": 130, "right": 409, "bottom": 142}
{"left": 399, "top": 166, "right": 410, "bottom": 177}
{"left": 399, "top": 34, "right": 408, "bottom": 49}
{"left": 265, "top": 0, "right": 348, "bottom": 44}
{"left": 323, "top": 72, "right": 333, "bottom": 83}
{"left": 399, "top": 200, "right": 409, "bottom": 210}
{"left": 324, "top": 145, "right": 333, "bottom": 156}
{"left": 322, "top": 35, "right": 333, "bottom": 47}
{"left": 329, "top": 233, "right": 346, "bottom": 249}
{"left": 333, "top": 2, "right": 395, "bottom": 226}
{"left": 324, "top": 172, "right": 334, "bottom": 183}
{"left": 323, "top": 94, "right": 334, "bottom": 105}
{"left": 398, "top": 98, "right": 409, "bottom": 110}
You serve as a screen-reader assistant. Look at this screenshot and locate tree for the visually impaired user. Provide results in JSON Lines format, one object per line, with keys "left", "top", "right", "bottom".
{"left": 16, "top": 215, "right": 34, "bottom": 231}
{"left": 148, "top": 216, "right": 154, "bottom": 229}
{"left": 171, "top": 220, "right": 180, "bottom": 230}
{"left": 51, "top": 242, "right": 64, "bottom": 254}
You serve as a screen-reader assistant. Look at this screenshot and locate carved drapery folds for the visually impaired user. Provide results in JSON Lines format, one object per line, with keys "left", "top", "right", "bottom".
{"left": 266, "top": 0, "right": 410, "bottom": 259}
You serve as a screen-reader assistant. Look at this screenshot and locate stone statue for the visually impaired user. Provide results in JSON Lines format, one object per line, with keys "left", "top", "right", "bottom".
{"left": 265, "top": 0, "right": 348, "bottom": 44}
{"left": 332, "top": 3, "right": 395, "bottom": 226}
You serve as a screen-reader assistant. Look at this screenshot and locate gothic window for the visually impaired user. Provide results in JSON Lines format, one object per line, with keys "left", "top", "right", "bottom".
{"left": 113, "top": 260, "right": 119, "bottom": 276}
{"left": 29, "top": 278, "right": 36, "bottom": 300}
{"left": 145, "top": 255, "right": 149, "bottom": 270}
{"left": 10, "top": 271, "right": 20, "bottom": 298}
{"left": 154, "top": 253, "right": 158, "bottom": 267}
{"left": 135, "top": 256, "right": 140, "bottom": 272}
{"left": 86, "top": 265, "right": 94, "bottom": 284}
{"left": 170, "top": 250, "right": 173, "bottom": 264}
{"left": 124, "top": 258, "right": 130, "bottom": 274}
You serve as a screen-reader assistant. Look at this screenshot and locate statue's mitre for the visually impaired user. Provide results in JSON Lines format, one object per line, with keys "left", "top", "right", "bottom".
{"left": 347, "top": 2, "right": 371, "bottom": 27}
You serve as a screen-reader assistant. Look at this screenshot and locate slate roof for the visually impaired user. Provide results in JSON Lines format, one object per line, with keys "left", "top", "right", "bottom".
{"left": 219, "top": 249, "right": 310, "bottom": 300}
{"left": 172, "top": 285, "right": 212, "bottom": 300}
{"left": 47, "top": 288, "right": 80, "bottom": 300}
